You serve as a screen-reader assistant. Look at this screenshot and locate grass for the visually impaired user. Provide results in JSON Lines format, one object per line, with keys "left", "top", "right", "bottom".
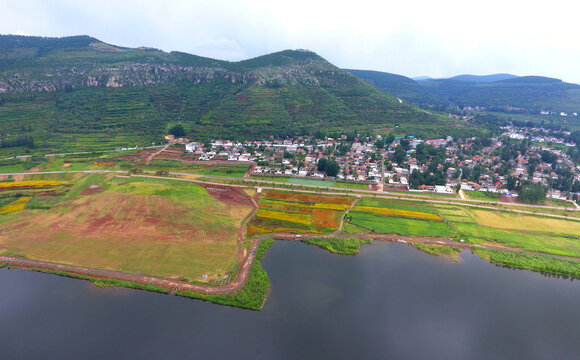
{"left": 92, "top": 278, "right": 170, "bottom": 293}
{"left": 301, "top": 237, "right": 371, "bottom": 255}
{"left": 177, "top": 238, "right": 273, "bottom": 310}
{"left": 250, "top": 175, "right": 290, "bottom": 183}
{"left": 251, "top": 175, "right": 369, "bottom": 190}
{"left": 453, "top": 222, "right": 580, "bottom": 258}
{"left": 289, "top": 178, "right": 336, "bottom": 187}
{"left": 346, "top": 211, "right": 453, "bottom": 237}
{"left": 473, "top": 248, "right": 580, "bottom": 279}
{"left": 549, "top": 198, "right": 574, "bottom": 208}
{"left": 464, "top": 190, "right": 500, "bottom": 201}
{"left": 410, "top": 243, "right": 462, "bottom": 261}
{"left": 334, "top": 181, "right": 369, "bottom": 190}
{"left": 0, "top": 263, "right": 7, "bottom": 268}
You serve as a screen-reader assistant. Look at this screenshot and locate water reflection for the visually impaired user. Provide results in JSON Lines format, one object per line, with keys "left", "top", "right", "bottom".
{"left": 1, "top": 241, "right": 579, "bottom": 360}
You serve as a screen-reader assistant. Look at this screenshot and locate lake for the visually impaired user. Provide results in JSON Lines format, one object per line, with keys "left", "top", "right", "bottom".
{"left": 1, "top": 241, "right": 579, "bottom": 359}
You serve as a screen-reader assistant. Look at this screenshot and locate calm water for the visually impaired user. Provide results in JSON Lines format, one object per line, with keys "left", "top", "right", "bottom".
{"left": 1, "top": 241, "right": 580, "bottom": 360}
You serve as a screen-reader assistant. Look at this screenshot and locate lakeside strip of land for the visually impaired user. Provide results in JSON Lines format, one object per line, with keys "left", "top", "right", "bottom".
{"left": 1, "top": 169, "right": 580, "bottom": 309}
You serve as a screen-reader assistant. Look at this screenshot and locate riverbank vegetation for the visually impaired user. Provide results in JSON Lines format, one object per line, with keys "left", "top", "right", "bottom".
{"left": 410, "top": 243, "right": 462, "bottom": 261}
{"left": 301, "top": 237, "right": 371, "bottom": 255}
{"left": 24, "top": 268, "right": 171, "bottom": 294}
{"left": 473, "top": 248, "right": 580, "bottom": 278}
{"left": 177, "top": 238, "right": 273, "bottom": 310}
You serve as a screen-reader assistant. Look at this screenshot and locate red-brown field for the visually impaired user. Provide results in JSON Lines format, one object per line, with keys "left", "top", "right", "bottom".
{"left": 312, "top": 208, "right": 340, "bottom": 228}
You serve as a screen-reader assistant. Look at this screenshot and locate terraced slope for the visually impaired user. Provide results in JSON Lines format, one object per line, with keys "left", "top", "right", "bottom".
{"left": 0, "top": 35, "right": 478, "bottom": 155}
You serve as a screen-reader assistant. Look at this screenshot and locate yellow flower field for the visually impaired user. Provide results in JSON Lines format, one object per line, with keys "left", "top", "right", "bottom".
{"left": 0, "top": 180, "right": 72, "bottom": 189}
{"left": 0, "top": 197, "right": 32, "bottom": 214}
{"left": 255, "top": 209, "right": 312, "bottom": 226}
{"left": 353, "top": 206, "right": 443, "bottom": 222}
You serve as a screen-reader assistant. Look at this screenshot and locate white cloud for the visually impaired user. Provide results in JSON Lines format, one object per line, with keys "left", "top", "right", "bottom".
{"left": 0, "top": 0, "right": 579, "bottom": 82}
{"left": 192, "top": 38, "right": 248, "bottom": 61}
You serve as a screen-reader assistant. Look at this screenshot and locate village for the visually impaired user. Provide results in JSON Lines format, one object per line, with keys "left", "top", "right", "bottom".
{"left": 177, "top": 124, "right": 580, "bottom": 201}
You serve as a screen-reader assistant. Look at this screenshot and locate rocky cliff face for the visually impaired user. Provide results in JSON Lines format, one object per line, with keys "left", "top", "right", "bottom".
{"left": 0, "top": 38, "right": 331, "bottom": 94}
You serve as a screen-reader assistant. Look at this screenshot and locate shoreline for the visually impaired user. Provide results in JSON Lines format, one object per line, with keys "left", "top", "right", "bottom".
{"left": 2, "top": 233, "right": 579, "bottom": 309}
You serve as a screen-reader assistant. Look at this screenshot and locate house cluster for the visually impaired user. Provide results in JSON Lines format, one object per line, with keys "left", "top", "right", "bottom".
{"left": 182, "top": 126, "right": 580, "bottom": 198}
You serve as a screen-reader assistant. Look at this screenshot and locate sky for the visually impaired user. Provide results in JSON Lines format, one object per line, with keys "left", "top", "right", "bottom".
{"left": 1, "top": 0, "right": 580, "bottom": 82}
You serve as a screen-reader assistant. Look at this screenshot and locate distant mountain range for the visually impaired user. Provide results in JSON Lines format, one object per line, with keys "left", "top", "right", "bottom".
{"left": 0, "top": 35, "right": 481, "bottom": 154}
{"left": 348, "top": 69, "right": 580, "bottom": 113}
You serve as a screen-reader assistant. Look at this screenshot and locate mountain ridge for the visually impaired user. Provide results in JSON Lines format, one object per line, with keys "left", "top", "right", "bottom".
{"left": 348, "top": 68, "right": 580, "bottom": 113}
{"left": 0, "top": 34, "right": 475, "bottom": 155}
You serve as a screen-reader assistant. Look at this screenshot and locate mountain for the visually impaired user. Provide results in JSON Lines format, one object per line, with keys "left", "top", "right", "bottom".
{"left": 419, "top": 75, "right": 580, "bottom": 111}
{"left": 0, "top": 35, "right": 470, "bottom": 154}
{"left": 449, "top": 74, "right": 518, "bottom": 83}
{"left": 349, "top": 68, "right": 580, "bottom": 114}
{"left": 412, "top": 76, "right": 433, "bottom": 82}
{"left": 346, "top": 69, "right": 438, "bottom": 105}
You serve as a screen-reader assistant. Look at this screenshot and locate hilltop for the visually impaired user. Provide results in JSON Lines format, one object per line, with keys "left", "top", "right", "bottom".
{"left": 0, "top": 35, "right": 475, "bottom": 155}
{"left": 348, "top": 68, "right": 580, "bottom": 114}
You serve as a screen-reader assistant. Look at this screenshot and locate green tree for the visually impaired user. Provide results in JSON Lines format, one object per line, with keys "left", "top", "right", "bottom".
{"left": 317, "top": 157, "right": 328, "bottom": 172}
{"left": 506, "top": 175, "right": 517, "bottom": 191}
{"left": 394, "top": 146, "right": 407, "bottom": 165}
{"left": 168, "top": 124, "right": 185, "bottom": 137}
{"left": 518, "top": 182, "right": 547, "bottom": 204}
{"left": 527, "top": 158, "right": 540, "bottom": 179}
{"left": 325, "top": 160, "right": 340, "bottom": 177}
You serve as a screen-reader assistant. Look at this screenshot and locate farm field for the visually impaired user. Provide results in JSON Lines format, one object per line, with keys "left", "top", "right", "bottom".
{"left": 251, "top": 175, "right": 370, "bottom": 190}
{"left": 0, "top": 173, "right": 254, "bottom": 282}
{"left": 438, "top": 206, "right": 580, "bottom": 258}
{"left": 464, "top": 190, "right": 500, "bottom": 201}
{"left": 344, "top": 197, "right": 452, "bottom": 237}
{"left": 386, "top": 189, "right": 458, "bottom": 198}
{"left": 246, "top": 191, "right": 354, "bottom": 237}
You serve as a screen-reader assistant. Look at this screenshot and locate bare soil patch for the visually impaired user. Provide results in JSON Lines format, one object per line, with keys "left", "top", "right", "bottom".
{"left": 80, "top": 184, "right": 104, "bottom": 196}
{"left": 199, "top": 183, "right": 252, "bottom": 207}
{"left": 500, "top": 195, "right": 522, "bottom": 204}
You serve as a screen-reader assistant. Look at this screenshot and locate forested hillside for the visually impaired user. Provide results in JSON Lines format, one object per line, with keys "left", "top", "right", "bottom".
{"left": 0, "top": 35, "right": 478, "bottom": 155}
{"left": 348, "top": 68, "right": 580, "bottom": 114}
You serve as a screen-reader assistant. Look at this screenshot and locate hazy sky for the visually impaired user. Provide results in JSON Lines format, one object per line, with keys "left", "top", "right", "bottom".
{"left": 2, "top": 0, "right": 579, "bottom": 82}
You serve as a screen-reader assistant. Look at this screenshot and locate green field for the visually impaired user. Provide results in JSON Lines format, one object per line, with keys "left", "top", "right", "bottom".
{"left": 345, "top": 211, "right": 452, "bottom": 237}
{"left": 464, "top": 190, "right": 500, "bottom": 201}
{"left": 289, "top": 177, "right": 336, "bottom": 187}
